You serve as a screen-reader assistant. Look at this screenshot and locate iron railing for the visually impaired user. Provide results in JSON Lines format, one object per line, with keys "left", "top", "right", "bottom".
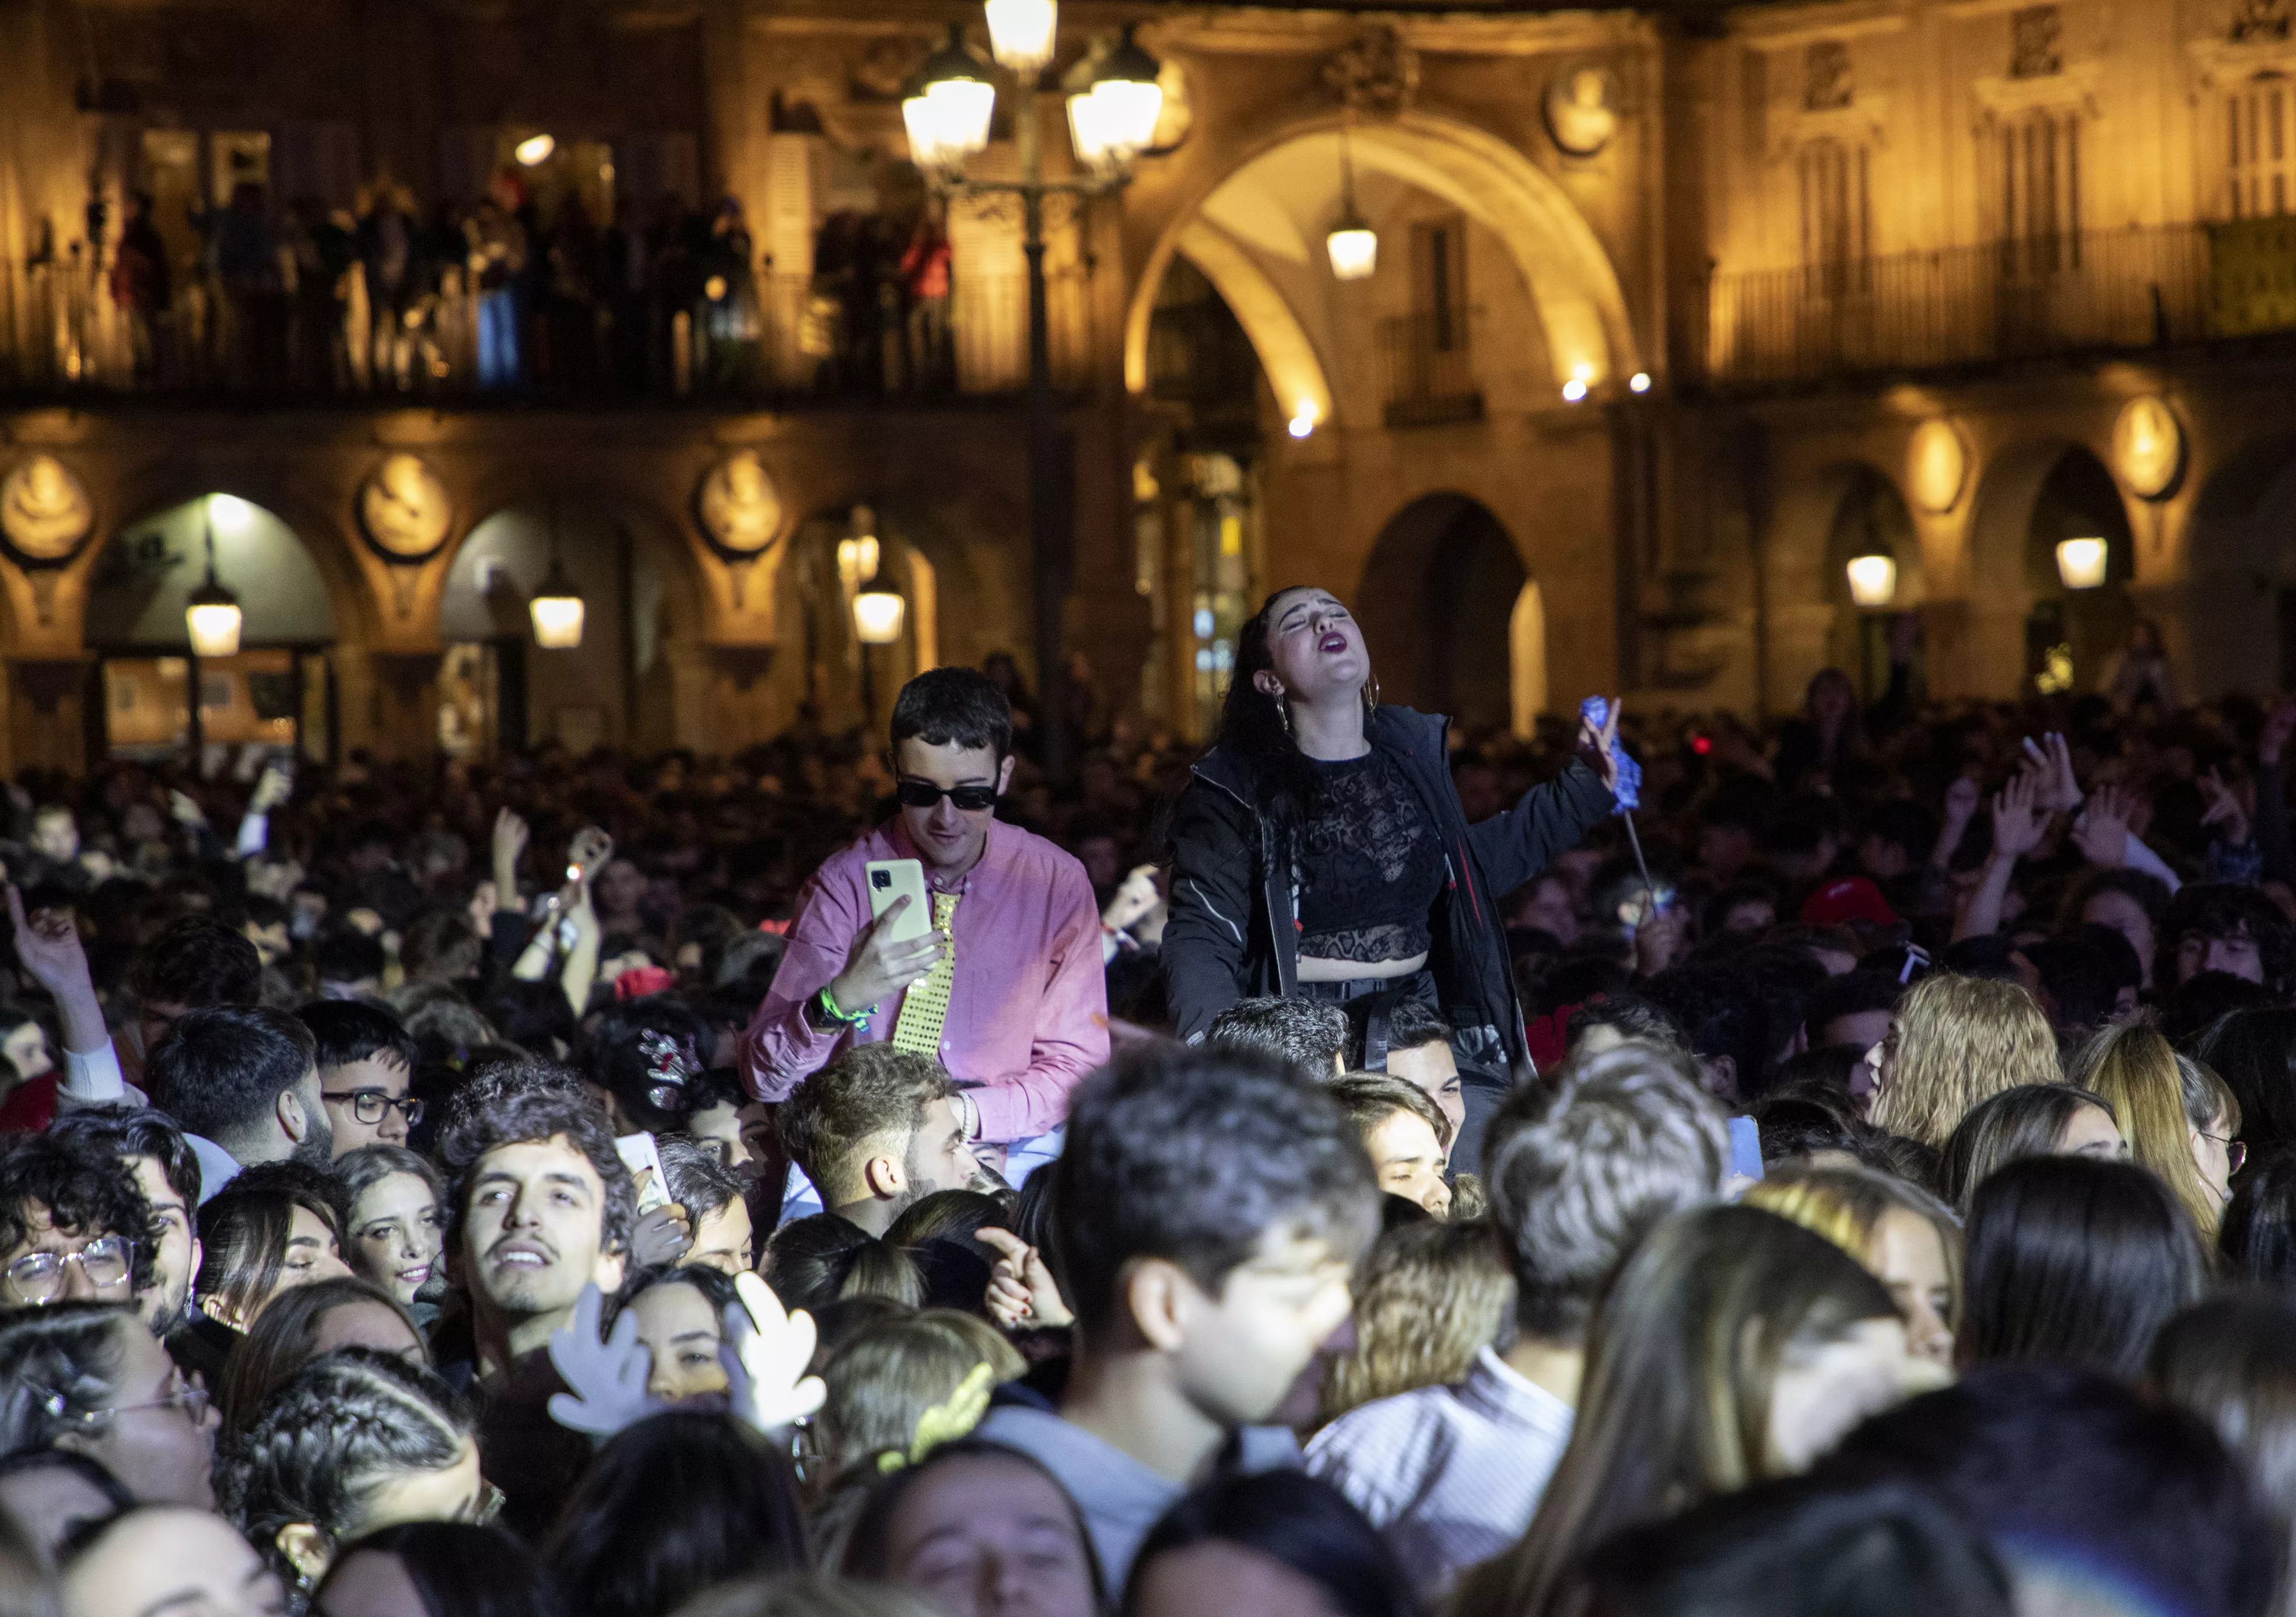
{"left": 1379, "top": 311, "right": 1483, "bottom": 428}
{"left": 0, "top": 259, "right": 1094, "bottom": 403}
{"left": 1701, "top": 222, "right": 2296, "bottom": 387}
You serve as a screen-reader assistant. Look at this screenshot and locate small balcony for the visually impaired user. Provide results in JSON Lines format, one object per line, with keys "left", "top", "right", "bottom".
{"left": 1705, "top": 220, "right": 2296, "bottom": 388}
{"left": 1379, "top": 312, "right": 1484, "bottom": 429}
{"left": 0, "top": 258, "right": 1095, "bottom": 407}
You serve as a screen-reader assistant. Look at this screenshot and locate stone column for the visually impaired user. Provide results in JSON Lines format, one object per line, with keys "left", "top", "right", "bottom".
{"left": 5, "top": 659, "right": 91, "bottom": 776}
{"left": 332, "top": 645, "right": 442, "bottom": 762}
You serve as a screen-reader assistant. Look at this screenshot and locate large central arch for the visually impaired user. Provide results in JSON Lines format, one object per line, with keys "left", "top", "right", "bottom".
{"left": 1124, "top": 108, "right": 1642, "bottom": 407}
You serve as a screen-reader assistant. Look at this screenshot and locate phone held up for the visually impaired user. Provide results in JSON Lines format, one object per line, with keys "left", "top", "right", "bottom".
{"left": 865, "top": 858, "right": 933, "bottom": 943}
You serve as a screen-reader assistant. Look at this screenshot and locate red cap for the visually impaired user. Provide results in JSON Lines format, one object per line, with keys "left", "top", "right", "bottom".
{"left": 613, "top": 965, "right": 676, "bottom": 1000}
{"left": 1799, "top": 877, "right": 1899, "bottom": 929}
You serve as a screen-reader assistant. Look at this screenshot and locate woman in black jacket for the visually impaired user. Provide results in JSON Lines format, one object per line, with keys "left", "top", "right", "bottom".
{"left": 1163, "top": 584, "right": 1619, "bottom": 1162}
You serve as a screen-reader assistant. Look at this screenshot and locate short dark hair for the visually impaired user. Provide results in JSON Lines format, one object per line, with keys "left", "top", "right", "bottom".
{"left": 1820, "top": 1368, "right": 2276, "bottom": 1617}
{"left": 1204, "top": 996, "right": 1349, "bottom": 1077}
{"left": 1580, "top": 1474, "right": 2013, "bottom": 1617}
{"left": 0, "top": 1133, "right": 157, "bottom": 1294}
{"left": 2022, "top": 937, "right": 2119, "bottom": 1035}
{"left": 47, "top": 1105, "right": 201, "bottom": 1212}
{"left": 143, "top": 1006, "right": 317, "bottom": 1147}
{"left": 1382, "top": 998, "right": 1453, "bottom": 1056}
{"left": 1126, "top": 1470, "right": 1415, "bottom": 1617}
{"left": 129, "top": 916, "right": 261, "bottom": 1009}
{"left": 1052, "top": 1045, "right": 1379, "bottom": 1342}
{"left": 1563, "top": 993, "right": 1687, "bottom": 1055}
{"left": 436, "top": 1079, "right": 636, "bottom": 1256}
{"left": 656, "top": 1133, "right": 742, "bottom": 1220}
{"left": 0, "top": 1303, "right": 134, "bottom": 1451}
{"left": 891, "top": 667, "right": 1013, "bottom": 761}
{"left": 1645, "top": 964, "right": 1766, "bottom": 1099}
{"left": 2165, "top": 882, "right": 2296, "bottom": 991}
{"left": 295, "top": 1000, "right": 418, "bottom": 1077}
{"left": 334, "top": 1142, "right": 446, "bottom": 1212}
{"left": 1962, "top": 1155, "right": 2207, "bottom": 1378}
{"left": 314, "top": 927, "right": 386, "bottom": 986}
{"left": 1803, "top": 970, "right": 1901, "bottom": 1039}
{"left": 776, "top": 1045, "right": 953, "bottom": 1206}
{"left": 1327, "top": 1073, "right": 1453, "bottom": 1150}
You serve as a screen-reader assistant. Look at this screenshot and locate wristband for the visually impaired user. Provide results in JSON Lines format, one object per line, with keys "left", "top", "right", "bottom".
{"left": 815, "top": 985, "right": 873, "bottom": 1027}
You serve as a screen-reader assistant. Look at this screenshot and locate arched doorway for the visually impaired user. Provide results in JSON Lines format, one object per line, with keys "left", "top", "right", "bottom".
{"left": 84, "top": 494, "right": 337, "bottom": 762}
{"left": 770, "top": 506, "right": 942, "bottom": 737}
{"left": 1820, "top": 466, "right": 1924, "bottom": 699}
{"left": 1359, "top": 494, "right": 1536, "bottom": 736}
{"left": 1971, "top": 443, "right": 2136, "bottom": 696}
{"left": 2185, "top": 433, "right": 2296, "bottom": 695}
{"left": 436, "top": 500, "right": 691, "bottom": 756}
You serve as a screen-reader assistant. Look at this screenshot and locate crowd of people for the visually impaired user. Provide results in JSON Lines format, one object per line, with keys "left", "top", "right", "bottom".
{"left": 4, "top": 584, "right": 2296, "bottom": 1617}
{"left": 92, "top": 169, "right": 954, "bottom": 398}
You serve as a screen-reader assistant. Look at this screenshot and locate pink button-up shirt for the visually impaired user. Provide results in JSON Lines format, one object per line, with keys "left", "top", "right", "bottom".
{"left": 739, "top": 817, "right": 1109, "bottom": 1143}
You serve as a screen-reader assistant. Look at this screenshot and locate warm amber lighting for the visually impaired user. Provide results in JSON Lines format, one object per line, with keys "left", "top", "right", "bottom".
{"left": 1288, "top": 404, "right": 1317, "bottom": 439}
{"left": 207, "top": 494, "right": 254, "bottom": 533}
{"left": 1561, "top": 379, "right": 1589, "bottom": 402}
{"left": 514, "top": 134, "right": 556, "bottom": 167}
{"left": 1629, "top": 372, "right": 1652, "bottom": 394}
{"left": 1326, "top": 221, "right": 1378, "bottom": 281}
{"left": 2057, "top": 538, "right": 2109, "bottom": 590}
{"left": 984, "top": 0, "right": 1058, "bottom": 75}
{"left": 530, "top": 592, "right": 585, "bottom": 649}
{"left": 1909, "top": 420, "right": 1968, "bottom": 514}
{"left": 854, "top": 587, "right": 907, "bottom": 645}
{"left": 1066, "top": 27, "right": 1163, "bottom": 172}
{"left": 2113, "top": 396, "right": 2184, "bottom": 500}
{"left": 186, "top": 598, "right": 243, "bottom": 659}
{"left": 904, "top": 29, "right": 997, "bottom": 171}
{"left": 1846, "top": 554, "right": 1898, "bottom": 608}
{"left": 837, "top": 533, "right": 881, "bottom": 592}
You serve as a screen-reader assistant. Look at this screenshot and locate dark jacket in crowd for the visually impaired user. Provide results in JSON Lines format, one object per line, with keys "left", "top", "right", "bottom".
{"left": 1163, "top": 705, "right": 1613, "bottom": 1161}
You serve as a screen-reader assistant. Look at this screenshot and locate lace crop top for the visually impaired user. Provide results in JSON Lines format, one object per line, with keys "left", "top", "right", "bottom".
{"left": 1295, "top": 749, "right": 1446, "bottom": 964}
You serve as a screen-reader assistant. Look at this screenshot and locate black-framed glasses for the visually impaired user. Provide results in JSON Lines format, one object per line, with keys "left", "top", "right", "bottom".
{"left": 2203, "top": 1131, "right": 2249, "bottom": 1176}
{"left": 323, "top": 1090, "right": 425, "bottom": 1128}
{"left": 894, "top": 780, "right": 1000, "bottom": 812}
{"left": 5, "top": 1236, "right": 134, "bottom": 1304}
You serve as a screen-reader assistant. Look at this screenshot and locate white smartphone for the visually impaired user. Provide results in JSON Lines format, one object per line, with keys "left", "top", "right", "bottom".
{"left": 865, "top": 858, "right": 933, "bottom": 942}
{"left": 616, "top": 1132, "right": 671, "bottom": 1215}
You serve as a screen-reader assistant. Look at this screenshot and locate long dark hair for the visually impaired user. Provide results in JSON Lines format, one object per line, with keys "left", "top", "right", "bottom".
{"left": 1215, "top": 587, "right": 1328, "bottom": 824}
{"left": 1936, "top": 1083, "right": 2118, "bottom": 1214}
{"left": 1960, "top": 1156, "right": 2207, "bottom": 1378}
{"left": 1124, "top": 1469, "right": 1417, "bottom": 1617}
{"left": 2220, "top": 1146, "right": 2296, "bottom": 1286}
{"left": 317, "top": 1522, "right": 562, "bottom": 1617}
{"left": 544, "top": 1411, "right": 807, "bottom": 1617}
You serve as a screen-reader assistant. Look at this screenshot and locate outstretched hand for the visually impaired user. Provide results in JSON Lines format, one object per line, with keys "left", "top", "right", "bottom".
{"left": 1577, "top": 697, "right": 1622, "bottom": 794}
{"left": 547, "top": 1283, "right": 663, "bottom": 1437}
{"left": 979, "top": 1226, "right": 1074, "bottom": 1331}
{"left": 1992, "top": 771, "right": 2048, "bottom": 862}
{"left": 718, "top": 1270, "right": 826, "bottom": 1435}
{"left": 7, "top": 886, "right": 92, "bottom": 1003}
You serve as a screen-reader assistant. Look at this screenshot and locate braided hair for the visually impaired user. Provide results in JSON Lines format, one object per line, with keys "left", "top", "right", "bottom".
{"left": 216, "top": 1346, "right": 471, "bottom": 1582}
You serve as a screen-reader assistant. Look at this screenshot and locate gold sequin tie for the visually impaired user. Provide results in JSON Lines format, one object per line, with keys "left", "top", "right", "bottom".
{"left": 891, "top": 891, "right": 959, "bottom": 1055}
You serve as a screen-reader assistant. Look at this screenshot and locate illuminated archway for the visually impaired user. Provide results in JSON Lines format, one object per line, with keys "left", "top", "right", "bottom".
{"left": 1969, "top": 442, "right": 2138, "bottom": 695}
{"left": 1359, "top": 492, "right": 1531, "bottom": 733}
{"left": 1127, "top": 109, "right": 1641, "bottom": 407}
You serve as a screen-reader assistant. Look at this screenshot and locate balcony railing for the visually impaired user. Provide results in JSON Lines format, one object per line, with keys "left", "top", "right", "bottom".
{"left": 1702, "top": 222, "right": 2296, "bottom": 387}
{"left": 1379, "top": 312, "right": 1484, "bottom": 429}
{"left": 0, "top": 259, "right": 1094, "bottom": 404}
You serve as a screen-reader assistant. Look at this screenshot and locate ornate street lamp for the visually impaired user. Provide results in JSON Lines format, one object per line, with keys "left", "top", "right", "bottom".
{"left": 1845, "top": 552, "right": 1898, "bottom": 609}
{"left": 530, "top": 507, "right": 585, "bottom": 649}
{"left": 906, "top": 6, "right": 1163, "bottom": 778}
{"left": 1326, "top": 123, "right": 1377, "bottom": 281}
{"left": 2056, "top": 537, "right": 2109, "bottom": 590}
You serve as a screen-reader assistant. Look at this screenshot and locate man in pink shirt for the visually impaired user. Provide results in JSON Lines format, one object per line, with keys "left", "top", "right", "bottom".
{"left": 742, "top": 668, "right": 1108, "bottom": 1174}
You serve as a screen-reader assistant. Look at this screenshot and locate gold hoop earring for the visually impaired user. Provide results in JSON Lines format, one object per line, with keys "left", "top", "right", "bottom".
{"left": 1277, "top": 698, "right": 1292, "bottom": 736}
{"left": 1362, "top": 674, "right": 1381, "bottom": 713}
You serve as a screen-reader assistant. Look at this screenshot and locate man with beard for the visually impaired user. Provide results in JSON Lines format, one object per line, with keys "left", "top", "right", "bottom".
{"left": 776, "top": 1044, "right": 991, "bottom": 1237}
{"left": 141, "top": 1008, "right": 331, "bottom": 1196}
{"left": 46, "top": 1106, "right": 204, "bottom": 1337}
{"left": 437, "top": 1073, "right": 633, "bottom": 1536}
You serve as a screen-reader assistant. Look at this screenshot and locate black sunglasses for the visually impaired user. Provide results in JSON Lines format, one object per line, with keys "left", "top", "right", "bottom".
{"left": 895, "top": 780, "right": 1001, "bottom": 812}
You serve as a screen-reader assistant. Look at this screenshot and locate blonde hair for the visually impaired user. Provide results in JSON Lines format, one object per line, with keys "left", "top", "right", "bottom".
{"left": 1745, "top": 1163, "right": 1964, "bottom": 1333}
{"left": 1319, "top": 1218, "right": 1515, "bottom": 1424}
{"left": 2072, "top": 1021, "right": 2242, "bottom": 1234}
{"left": 818, "top": 1310, "right": 1023, "bottom": 1478}
{"left": 1870, "top": 973, "right": 2059, "bottom": 1146}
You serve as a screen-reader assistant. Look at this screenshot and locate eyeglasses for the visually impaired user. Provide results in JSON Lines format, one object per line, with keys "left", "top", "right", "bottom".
{"left": 2203, "top": 1131, "right": 2249, "bottom": 1176}
{"left": 5, "top": 1237, "right": 133, "bottom": 1304}
{"left": 323, "top": 1090, "right": 426, "bottom": 1128}
{"left": 894, "top": 780, "right": 1000, "bottom": 813}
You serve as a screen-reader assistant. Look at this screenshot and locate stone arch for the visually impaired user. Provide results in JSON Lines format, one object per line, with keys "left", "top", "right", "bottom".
{"left": 1762, "top": 461, "right": 1925, "bottom": 708}
{"left": 2181, "top": 432, "right": 2296, "bottom": 694}
{"left": 1968, "top": 440, "right": 2139, "bottom": 695}
{"left": 1169, "top": 220, "right": 1334, "bottom": 428}
{"left": 1124, "top": 108, "right": 1642, "bottom": 405}
{"left": 1358, "top": 491, "right": 1533, "bottom": 733}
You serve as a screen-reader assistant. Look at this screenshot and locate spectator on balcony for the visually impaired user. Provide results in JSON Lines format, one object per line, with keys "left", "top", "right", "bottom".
{"left": 467, "top": 180, "right": 528, "bottom": 390}
{"left": 700, "top": 197, "right": 761, "bottom": 390}
{"left": 900, "top": 209, "right": 953, "bottom": 393}
{"left": 285, "top": 196, "right": 353, "bottom": 393}
{"left": 110, "top": 191, "right": 170, "bottom": 386}
{"left": 205, "top": 180, "right": 286, "bottom": 388}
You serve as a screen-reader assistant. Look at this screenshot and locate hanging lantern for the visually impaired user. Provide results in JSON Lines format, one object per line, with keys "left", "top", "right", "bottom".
{"left": 1845, "top": 552, "right": 1898, "bottom": 608}
{"left": 854, "top": 579, "right": 907, "bottom": 646}
{"left": 984, "top": 0, "right": 1058, "bottom": 76}
{"left": 185, "top": 507, "right": 243, "bottom": 659}
{"left": 531, "top": 507, "right": 584, "bottom": 648}
{"left": 1325, "top": 124, "right": 1377, "bottom": 281}
{"left": 903, "top": 26, "right": 998, "bottom": 172}
{"left": 2056, "top": 538, "right": 2109, "bottom": 591}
